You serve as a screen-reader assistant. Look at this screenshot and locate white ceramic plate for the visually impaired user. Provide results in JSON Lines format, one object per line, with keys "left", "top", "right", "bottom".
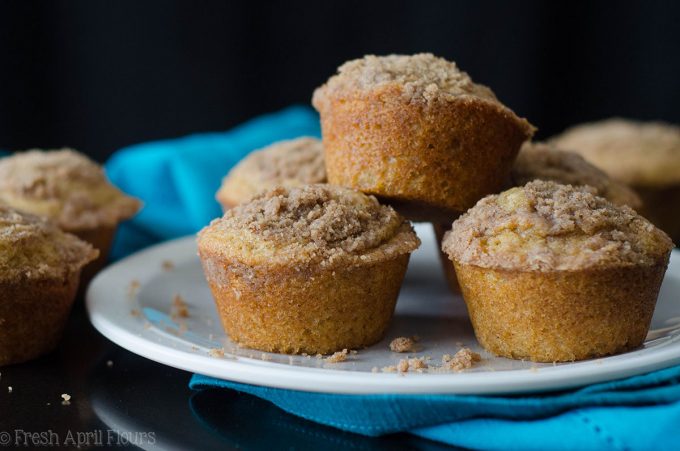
{"left": 86, "top": 224, "right": 680, "bottom": 395}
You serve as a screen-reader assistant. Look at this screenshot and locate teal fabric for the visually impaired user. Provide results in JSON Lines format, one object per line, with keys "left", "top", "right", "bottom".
{"left": 98, "top": 106, "right": 679, "bottom": 449}
{"left": 104, "top": 106, "right": 321, "bottom": 259}
{"left": 190, "top": 368, "right": 680, "bottom": 450}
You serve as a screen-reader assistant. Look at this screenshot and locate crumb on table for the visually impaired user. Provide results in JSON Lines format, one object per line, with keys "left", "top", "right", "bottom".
{"left": 162, "top": 260, "right": 175, "bottom": 271}
{"left": 61, "top": 393, "right": 71, "bottom": 405}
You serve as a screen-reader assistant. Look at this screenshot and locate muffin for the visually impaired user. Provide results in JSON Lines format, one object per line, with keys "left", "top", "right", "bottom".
{"left": 198, "top": 184, "right": 420, "bottom": 354}
{"left": 442, "top": 180, "right": 673, "bottom": 362}
{"left": 436, "top": 141, "right": 643, "bottom": 294}
{"left": 215, "top": 137, "right": 326, "bottom": 210}
{"left": 312, "top": 53, "right": 535, "bottom": 222}
{"left": 512, "top": 142, "right": 642, "bottom": 209}
{"left": 0, "top": 149, "right": 141, "bottom": 284}
{"left": 551, "top": 118, "right": 680, "bottom": 242}
{"left": 0, "top": 206, "right": 98, "bottom": 365}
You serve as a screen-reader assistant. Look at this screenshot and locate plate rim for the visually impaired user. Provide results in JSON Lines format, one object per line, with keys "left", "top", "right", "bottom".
{"left": 86, "top": 231, "right": 680, "bottom": 395}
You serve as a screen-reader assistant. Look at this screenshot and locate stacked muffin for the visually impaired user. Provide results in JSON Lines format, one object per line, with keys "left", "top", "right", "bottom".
{"left": 0, "top": 149, "right": 140, "bottom": 365}
{"left": 203, "top": 53, "right": 674, "bottom": 362}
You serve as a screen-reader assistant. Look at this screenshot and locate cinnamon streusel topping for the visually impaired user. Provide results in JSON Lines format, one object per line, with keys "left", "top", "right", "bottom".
{"left": 512, "top": 142, "right": 642, "bottom": 209}
{"left": 0, "top": 206, "right": 98, "bottom": 281}
{"left": 200, "top": 184, "right": 420, "bottom": 269}
{"left": 442, "top": 180, "right": 672, "bottom": 271}
{"left": 312, "top": 53, "right": 497, "bottom": 106}
{"left": 216, "top": 138, "right": 326, "bottom": 206}
{"left": 0, "top": 149, "right": 141, "bottom": 230}
{"left": 550, "top": 118, "right": 680, "bottom": 187}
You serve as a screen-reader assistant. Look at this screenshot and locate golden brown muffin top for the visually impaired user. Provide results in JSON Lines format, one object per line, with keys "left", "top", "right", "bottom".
{"left": 313, "top": 53, "right": 497, "bottom": 106}
{"left": 550, "top": 118, "right": 680, "bottom": 187}
{"left": 512, "top": 142, "right": 642, "bottom": 210}
{"left": 0, "top": 149, "right": 141, "bottom": 230}
{"left": 0, "top": 206, "right": 98, "bottom": 281}
{"left": 199, "top": 184, "right": 420, "bottom": 269}
{"left": 216, "top": 137, "right": 326, "bottom": 208}
{"left": 442, "top": 180, "right": 672, "bottom": 272}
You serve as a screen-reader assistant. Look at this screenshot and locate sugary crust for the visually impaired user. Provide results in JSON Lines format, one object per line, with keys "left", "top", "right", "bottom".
{"left": 512, "top": 142, "right": 642, "bottom": 210}
{"left": 0, "top": 149, "right": 141, "bottom": 230}
{"left": 0, "top": 207, "right": 98, "bottom": 282}
{"left": 314, "top": 82, "right": 535, "bottom": 221}
{"left": 216, "top": 137, "right": 326, "bottom": 209}
{"left": 550, "top": 118, "right": 680, "bottom": 187}
{"left": 199, "top": 248, "right": 409, "bottom": 354}
{"left": 313, "top": 53, "right": 498, "bottom": 105}
{"left": 0, "top": 271, "right": 80, "bottom": 366}
{"left": 455, "top": 260, "right": 668, "bottom": 362}
{"left": 199, "top": 184, "right": 420, "bottom": 270}
{"left": 443, "top": 181, "right": 673, "bottom": 271}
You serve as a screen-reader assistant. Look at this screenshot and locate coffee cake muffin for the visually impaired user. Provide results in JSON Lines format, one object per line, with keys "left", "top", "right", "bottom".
{"left": 0, "top": 149, "right": 141, "bottom": 284}
{"left": 442, "top": 180, "right": 672, "bottom": 362}
{"left": 312, "top": 53, "right": 535, "bottom": 221}
{"left": 216, "top": 137, "right": 326, "bottom": 210}
{"left": 551, "top": 119, "right": 680, "bottom": 242}
{"left": 436, "top": 142, "right": 643, "bottom": 295}
{"left": 198, "top": 184, "right": 420, "bottom": 354}
{"left": 512, "top": 142, "right": 642, "bottom": 209}
{"left": 0, "top": 207, "right": 98, "bottom": 365}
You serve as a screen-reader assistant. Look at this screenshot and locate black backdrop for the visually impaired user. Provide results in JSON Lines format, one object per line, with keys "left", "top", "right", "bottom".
{"left": 1, "top": 0, "right": 679, "bottom": 161}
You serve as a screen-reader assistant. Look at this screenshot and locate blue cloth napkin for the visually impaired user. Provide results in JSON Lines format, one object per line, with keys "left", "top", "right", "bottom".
{"left": 104, "top": 106, "right": 680, "bottom": 450}
{"left": 105, "top": 105, "right": 321, "bottom": 259}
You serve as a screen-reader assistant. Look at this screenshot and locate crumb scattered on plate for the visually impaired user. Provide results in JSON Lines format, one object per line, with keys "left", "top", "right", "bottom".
{"left": 128, "top": 279, "right": 141, "bottom": 297}
{"left": 325, "top": 349, "right": 349, "bottom": 363}
{"left": 389, "top": 337, "right": 418, "bottom": 353}
{"left": 162, "top": 260, "right": 175, "bottom": 271}
{"left": 171, "top": 294, "right": 190, "bottom": 319}
{"left": 130, "top": 308, "right": 141, "bottom": 317}
{"left": 441, "top": 347, "right": 481, "bottom": 372}
{"left": 209, "top": 348, "right": 225, "bottom": 358}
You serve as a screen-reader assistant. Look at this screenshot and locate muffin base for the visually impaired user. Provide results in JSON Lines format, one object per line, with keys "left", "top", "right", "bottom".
{"left": 433, "top": 223, "right": 460, "bottom": 293}
{"left": 318, "top": 86, "right": 533, "bottom": 222}
{"left": 200, "top": 252, "right": 410, "bottom": 355}
{"left": 454, "top": 260, "right": 668, "bottom": 362}
{"left": 636, "top": 184, "right": 680, "bottom": 245}
{"left": 71, "top": 225, "right": 116, "bottom": 295}
{"left": 0, "top": 272, "right": 80, "bottom": 366}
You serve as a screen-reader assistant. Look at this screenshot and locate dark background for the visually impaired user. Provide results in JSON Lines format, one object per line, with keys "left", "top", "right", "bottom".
{"left": 0, "top": 0, "right": 679, "bottom": 162}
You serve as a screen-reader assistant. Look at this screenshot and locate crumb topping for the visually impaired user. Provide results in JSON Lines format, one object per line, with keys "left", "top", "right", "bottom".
{"left": 199, "top": 184, "right": 420, "bottom": 269}
{"left": 216, "top": 138, "right": 326, "bottom": 207}
{"left": 512, "top": 142, "right": 642, "bottom": 209}
{"left": 443, "top": 180, "right": 673, "bottom": 271}
{"left": 550, "top": 118, "right": 680, "bottom": 187}
{"left": 0, "top": 149, "right": 141, "bottom": 230}
{"left": 389, "top": 337, "right": 418, "bottom": 353}
{"left": 313, "top": 53, "right": 497, "bottom": 107}
{"left": 0, "top": 206, "right": 98, "bottom": 281}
